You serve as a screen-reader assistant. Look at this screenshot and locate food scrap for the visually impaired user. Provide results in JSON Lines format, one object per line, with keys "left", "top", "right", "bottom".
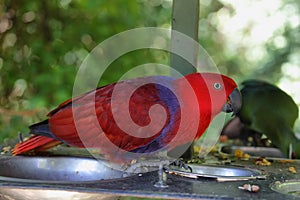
{"left": 279, "top": 159, "right": 294, "bottom": 163}
{"left": 234, "top": 149, "right": 250, "bottom": 160}
{"left": 1, "top": 146, "right": 11, "bottom": 154}
{"left": 187, "top": 159, "right": 204, "bottom": 164}
{"left": 242, "top": 153, "right": 250, "bottom": 160}
{"left": 194, "top": 145, "right": 214, "bottom": 157}
{"left": 238, "top": 184, "right": 260, "bottom": 193}
{"left": 288, "top": 166, "right": 296, "bottom": 174}
{"left": 274, "top": 181, "right": 281, "bottom": 185}
{"left": 254, "top": 157, "right": 271, "bottom": 166}
{"left": 219, "top": 135, "right": 228, "bottom": 142}
{"left": 234, "top": 149, "right": 243, "bottom": 158}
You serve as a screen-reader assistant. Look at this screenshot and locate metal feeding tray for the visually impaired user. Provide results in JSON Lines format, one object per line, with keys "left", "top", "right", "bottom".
{"left": 220, "top": 145, "right": 285, "bottom": 158}
{"left": 0, "top": 156, "right": 130, "bottom": 183}
{"left": 165, "top": 164, "right": 266, "bottom": 182}
{"left": 271, "top": 180, "right": 300, "bottom": 197}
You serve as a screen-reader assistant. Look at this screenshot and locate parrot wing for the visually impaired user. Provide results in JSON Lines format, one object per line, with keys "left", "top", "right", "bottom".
{"left": 15, "top": 76, "right": 182, "bottom": 156}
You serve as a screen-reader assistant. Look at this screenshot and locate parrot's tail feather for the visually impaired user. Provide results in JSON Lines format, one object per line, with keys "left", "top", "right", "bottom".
{"left": 12, "top": 135, "right": 61, "bottom": 155}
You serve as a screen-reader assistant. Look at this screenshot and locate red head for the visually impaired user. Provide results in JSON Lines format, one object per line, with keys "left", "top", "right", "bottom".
{"left": 175, "top": 73, "right": 241, "bottom": 139}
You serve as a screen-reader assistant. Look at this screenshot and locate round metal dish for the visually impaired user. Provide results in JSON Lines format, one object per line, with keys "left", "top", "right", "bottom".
{"left": 220, "top": 145, "right": 284, "bottom": 158}
{"left": 271, "top": 179, "right": 300, "bottom": 197}
{"left": 0, "top": 188, "right": 114, "bottom": 200}
{"left": 0, "top": 156, "right": 129, "bottom": 183}
{"left": 165, "top": 164, "right": 266, "bottom": 182}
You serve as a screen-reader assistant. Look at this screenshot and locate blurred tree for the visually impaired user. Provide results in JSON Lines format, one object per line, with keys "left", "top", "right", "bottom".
{"left": 0, "top": 0, "right": 172, "bottom": 141}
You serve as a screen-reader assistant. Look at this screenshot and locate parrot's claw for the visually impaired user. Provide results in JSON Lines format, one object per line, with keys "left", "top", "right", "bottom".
{"left": 169, "top": 159, "right": 192, "bottom": 172}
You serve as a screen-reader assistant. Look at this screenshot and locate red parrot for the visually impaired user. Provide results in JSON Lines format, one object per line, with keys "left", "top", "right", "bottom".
{"left": 13, "top": 73, "right": 241, "bottom": 162}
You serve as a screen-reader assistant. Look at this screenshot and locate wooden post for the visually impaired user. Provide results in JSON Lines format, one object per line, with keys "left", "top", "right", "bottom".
{"left": 170, "top": 0, "right": 199, "bottom": 75}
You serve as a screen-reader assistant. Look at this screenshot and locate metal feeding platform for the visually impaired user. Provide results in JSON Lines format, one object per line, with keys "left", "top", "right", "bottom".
{"left": 0, "top": 153, "right": 300, "bottom": 200}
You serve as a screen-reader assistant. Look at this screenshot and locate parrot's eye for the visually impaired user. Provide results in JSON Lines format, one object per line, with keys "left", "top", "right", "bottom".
{"left": 213, "top": 82, "right": 222, "bottom": 90}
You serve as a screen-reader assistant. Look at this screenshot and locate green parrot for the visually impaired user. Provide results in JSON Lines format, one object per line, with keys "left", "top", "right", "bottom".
{"left": 227, "top": 80, "right": 300, "bottom": 158}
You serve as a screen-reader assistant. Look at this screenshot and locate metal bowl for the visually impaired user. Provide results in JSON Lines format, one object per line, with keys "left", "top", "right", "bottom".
{"left": 0, "top": 188, "right": 115, "bottom": 200}
{"left": 221, "top": 145, "right": 285, "bottom": 158}
{"left": 0, "top": 156, "right": 130, "bottom": 183}
{"left": 166, "top": 164, "right": 266, "bottom": 182}
{"left": 271, "top": 180, "right": 300, "bottom": 197}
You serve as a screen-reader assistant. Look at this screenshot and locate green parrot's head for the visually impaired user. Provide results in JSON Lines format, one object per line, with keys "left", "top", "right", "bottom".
{"left": 222, "top": 88, "right": 242, "bottom": 115}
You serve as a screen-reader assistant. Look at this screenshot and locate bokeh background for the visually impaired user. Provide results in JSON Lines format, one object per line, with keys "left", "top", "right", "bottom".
{"left": 0, "top": 0, "right": 299, "bottom": 143}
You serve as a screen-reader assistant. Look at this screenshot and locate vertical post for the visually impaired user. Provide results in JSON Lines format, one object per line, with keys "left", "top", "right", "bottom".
{"left": 169, "top": 0, "right": 200, "bottom": 159}
{"left": 170, "top": 0, "right": 199, "bottom": 75}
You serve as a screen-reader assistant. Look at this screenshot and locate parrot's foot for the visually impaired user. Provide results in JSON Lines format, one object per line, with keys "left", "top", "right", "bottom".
{"left": 168, "top": 159, "right": 192, "bottom": 172}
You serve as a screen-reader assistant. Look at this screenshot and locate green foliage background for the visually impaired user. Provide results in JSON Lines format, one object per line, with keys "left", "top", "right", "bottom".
{"left": 0, "top": 0, "right": 299, "bottom": 143}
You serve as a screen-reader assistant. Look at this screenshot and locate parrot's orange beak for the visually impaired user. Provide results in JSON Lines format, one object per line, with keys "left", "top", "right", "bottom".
{"left": 222, "top": 88, "right": 242, "bottom": 115}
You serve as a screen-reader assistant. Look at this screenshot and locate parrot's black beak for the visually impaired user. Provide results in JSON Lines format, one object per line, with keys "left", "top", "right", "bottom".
{"left": 222, "top": 88, "right": 242, "bottom": 115}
